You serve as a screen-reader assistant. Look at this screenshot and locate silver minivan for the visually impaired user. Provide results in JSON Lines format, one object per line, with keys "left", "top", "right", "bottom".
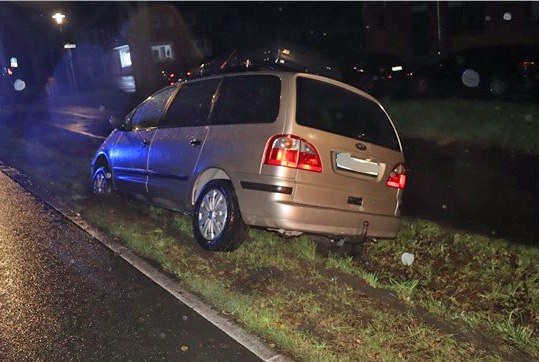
{"left": 91, "top": 71, "right": 406, "bottom": 251}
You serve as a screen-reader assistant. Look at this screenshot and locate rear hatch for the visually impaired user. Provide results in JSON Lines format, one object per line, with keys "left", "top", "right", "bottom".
{"left": 290, "top": 75, "right": 405, "bottom": 216}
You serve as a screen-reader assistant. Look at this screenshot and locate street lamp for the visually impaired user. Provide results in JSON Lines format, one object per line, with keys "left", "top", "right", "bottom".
{"left": 51, "top": 12, "right": 66, "bottom": 42}
{"left": 51, "top": 12, "right": 77, "bottom": 92}
{"left": 52, "top": 12, "right": 65, "bottom": 25}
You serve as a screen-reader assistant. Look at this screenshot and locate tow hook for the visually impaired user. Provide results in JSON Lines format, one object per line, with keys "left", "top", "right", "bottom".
{"left": 337, "top": 221, "right": 369, "bottom": 258}
{"left": 361, "top": 221, "right": 369, "bottom": 240}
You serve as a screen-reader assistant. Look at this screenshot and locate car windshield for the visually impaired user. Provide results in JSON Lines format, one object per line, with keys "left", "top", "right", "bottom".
{"left": 295, "top": 77, "right": 400, "bottom": 151}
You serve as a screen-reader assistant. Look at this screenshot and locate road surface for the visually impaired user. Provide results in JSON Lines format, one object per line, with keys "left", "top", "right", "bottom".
{"left": 0, "top": 170, "right": 263, "bottom": 361}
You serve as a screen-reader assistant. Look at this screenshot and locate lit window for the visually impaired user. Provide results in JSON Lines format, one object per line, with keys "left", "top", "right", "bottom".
{"left": 151, "top": 43, "right": 175, "bottom": 62}
{"left": 114, "top": 45, "right": 132, "bottom": 68}
{"left": 120, "top": 49, "right": 131, "bottom": 68}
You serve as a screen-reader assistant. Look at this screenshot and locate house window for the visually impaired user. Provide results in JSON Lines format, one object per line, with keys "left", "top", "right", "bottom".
{"left": 114, "top": 45, "right": 132, "bottom": 68}
{"left": 151, "top": 43, "right": 175, "bottom": 62}
{"left": 119, "top": 47, "right": 132, "bottom": 68}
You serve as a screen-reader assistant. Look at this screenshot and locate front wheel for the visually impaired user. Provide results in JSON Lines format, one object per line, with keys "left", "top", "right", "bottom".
{"left": 192, "top": 180, "right": 248, "bottom": 251}
{"left": 92, "top": 166, "right": 112, "bottom": 195}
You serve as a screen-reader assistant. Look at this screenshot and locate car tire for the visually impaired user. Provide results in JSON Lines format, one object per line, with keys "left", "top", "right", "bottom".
{"left": 192, "top": 180, "right": 248, "bottom": 251}
{"left": 92, "top": 166, "right": 113, "bottom": 195}
{"left": 488, "top": 76, "right": 508, "bottom": 98}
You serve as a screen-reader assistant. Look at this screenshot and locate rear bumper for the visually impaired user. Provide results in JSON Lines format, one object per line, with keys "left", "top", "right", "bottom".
{"left": 234, "top": 171, "right": 402, "bottom": 239}
{"left": 241, "top": 198, "right": 401, "bottom": 239}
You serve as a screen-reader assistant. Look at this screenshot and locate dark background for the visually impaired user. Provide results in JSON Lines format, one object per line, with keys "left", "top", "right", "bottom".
{"left": 0, "top": 1, "right": 537, "bottom": 99}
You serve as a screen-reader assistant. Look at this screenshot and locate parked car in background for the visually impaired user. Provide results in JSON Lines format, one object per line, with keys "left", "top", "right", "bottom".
{"left": 410, "top": 45, "right": 538, "bottom": 100}
{"left": 91, "top": 68, "right": 406, "bottom": 252}
{"left": 338, "top": 53, "right": 412, "bottom": 98}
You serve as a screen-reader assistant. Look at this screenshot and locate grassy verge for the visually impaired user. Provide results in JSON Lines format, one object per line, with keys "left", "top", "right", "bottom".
{"left": 383, "top": 98, "right": 539, "bottom": 155}
{"left": 81, "top": 198, "right": 538, "bottom": 361}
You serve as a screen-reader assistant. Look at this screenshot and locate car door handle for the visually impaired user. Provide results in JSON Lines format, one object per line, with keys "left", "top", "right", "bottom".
{"left": 141, "top": 139, "right": 150, "bottom": 146}
{"left": 190, "top": 138, "right": 202, "bottom": 147}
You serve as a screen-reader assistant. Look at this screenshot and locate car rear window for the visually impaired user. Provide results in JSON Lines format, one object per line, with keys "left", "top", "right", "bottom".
{"left": 211, "top": 74, "right": 280, "bottom": 125}
{"left": 296, "top": 77, "right": 400, "bottom": 151}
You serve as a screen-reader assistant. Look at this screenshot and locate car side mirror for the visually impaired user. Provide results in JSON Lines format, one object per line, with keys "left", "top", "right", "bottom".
{"left": 109, "top": 116, "right": 127, "bottom": 130}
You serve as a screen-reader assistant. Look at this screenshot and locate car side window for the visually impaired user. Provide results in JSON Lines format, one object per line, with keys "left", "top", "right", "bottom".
{"left": 164, "top": 78, "right": 221, "bottom": 128}
{"left": 129, "top": 86, "right": 177, "bottom": 130}
{"left": 211, "top": 75, "right": 280, "bottom": 125}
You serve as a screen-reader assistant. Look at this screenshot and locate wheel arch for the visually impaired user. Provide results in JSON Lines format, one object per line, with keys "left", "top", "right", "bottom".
{"left": 93, "top": 153, "right": 111, "bottom": 173}
{"left": 191, "top": 168, "right": 231, "bottom": 206}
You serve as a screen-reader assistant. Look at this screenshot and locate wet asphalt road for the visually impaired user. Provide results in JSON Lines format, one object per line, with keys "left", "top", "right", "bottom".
{"left": 0, "top": 171, "right": 261, "bottom": 361}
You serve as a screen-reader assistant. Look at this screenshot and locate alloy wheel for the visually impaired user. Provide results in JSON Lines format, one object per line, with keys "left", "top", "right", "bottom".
{"left": 197, "top": 189, "right": 228, "bottom": 241}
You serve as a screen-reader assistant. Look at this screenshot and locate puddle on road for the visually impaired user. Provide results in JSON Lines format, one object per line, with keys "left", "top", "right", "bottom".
{"left": 402, "top": 137, "right": 538, "bottom": 244}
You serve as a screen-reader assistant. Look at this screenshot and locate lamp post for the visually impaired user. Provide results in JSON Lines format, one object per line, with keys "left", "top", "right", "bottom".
{"left": 51, "top": 12, "right": 77, "bottom": 92}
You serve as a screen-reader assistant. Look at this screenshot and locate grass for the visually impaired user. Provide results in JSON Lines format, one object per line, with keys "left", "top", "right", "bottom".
{"left": 81, "top": 198, "right": 538, "bottom": 360}
{"left": 383, "top": 98, "right": 539, "bottom": 155}
{"left": 361, "top": 219, "right": 539, "bottom": 357}
{"left": 391, "top": 279, "right": 422, "bottom": 303}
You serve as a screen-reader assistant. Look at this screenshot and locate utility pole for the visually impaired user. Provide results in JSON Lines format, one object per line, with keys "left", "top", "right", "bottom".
{"left": 436, "top": 1, "right": 442, "bottom": 56}
{"left": 52, "top": 12, "right": 77, "bottom": 93}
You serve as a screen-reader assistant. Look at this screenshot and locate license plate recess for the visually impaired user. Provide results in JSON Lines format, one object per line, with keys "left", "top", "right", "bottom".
{"left": 335, "top": 152, "right": 380, "bottom": 177}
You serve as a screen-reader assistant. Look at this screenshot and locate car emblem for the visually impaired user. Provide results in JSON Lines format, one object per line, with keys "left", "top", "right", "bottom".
{"left": 356, "top": 143, "right": 367, "bottom": 151}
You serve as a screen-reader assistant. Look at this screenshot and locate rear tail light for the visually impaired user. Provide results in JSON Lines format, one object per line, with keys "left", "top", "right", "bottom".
{"left": 386, "top": 163, "right": 406, "bottom": 189}
{"left": 264, "top": 135, "right": 322, "bottom": 172}
{"left": 518, "top": 60, "right": 535, "bottom": 70}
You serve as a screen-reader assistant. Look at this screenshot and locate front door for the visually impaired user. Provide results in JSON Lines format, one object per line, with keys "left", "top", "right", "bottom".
{"left": 111, "top": 86, "right": 177, "bottom": 199}
{"left": 112, "top": 129, "right": 155, "bottom": 197}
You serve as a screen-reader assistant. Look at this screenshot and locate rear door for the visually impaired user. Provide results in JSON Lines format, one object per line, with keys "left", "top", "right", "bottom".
{"left": 147, "top": 78, "right": 221, "bottom": 210}
{"left": 111, "top": 86, "right": 176, "bottom": 198}
{"left": 292, "top": 76, "right": 404, "bottom": 217}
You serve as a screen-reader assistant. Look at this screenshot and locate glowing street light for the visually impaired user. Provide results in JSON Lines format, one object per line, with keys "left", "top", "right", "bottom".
{"left": 52, "top": 12, "right": 65, "bottom": 25}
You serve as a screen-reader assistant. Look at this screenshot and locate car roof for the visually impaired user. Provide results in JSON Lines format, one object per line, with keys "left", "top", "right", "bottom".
{"left": 178, "top": 70, "right": 382, "bottom": 106}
